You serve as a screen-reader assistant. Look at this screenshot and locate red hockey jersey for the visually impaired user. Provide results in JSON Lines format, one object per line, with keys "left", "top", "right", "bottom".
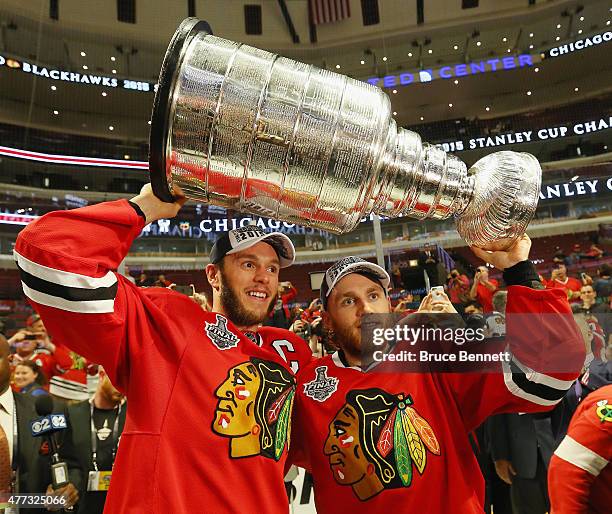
{"left": 549, "top": 384, "right": 612, "bottom": 514}
{"left": 290, "top": 286, "right": 584, "bottom": 514}
{"left": 14, "top": 199, "right": 311, "bottom": 514}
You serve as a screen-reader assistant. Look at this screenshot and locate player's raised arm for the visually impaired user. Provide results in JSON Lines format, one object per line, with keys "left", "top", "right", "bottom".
{"left": 446, "top": 236, "right": 586, "bottom": 430}
{"left": 14, "top": 184, "right": 186, "bottom": 387}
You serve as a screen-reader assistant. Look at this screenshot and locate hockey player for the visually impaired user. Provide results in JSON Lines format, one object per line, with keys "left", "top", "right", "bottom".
{"left": 548, "top": 383, "right": 611, "bottom": 513}
{"left": 14, "top": 184, "right": 310, "bottom": 513}
{"left": 290, "top": 239, "right": 585, "bottom": 513}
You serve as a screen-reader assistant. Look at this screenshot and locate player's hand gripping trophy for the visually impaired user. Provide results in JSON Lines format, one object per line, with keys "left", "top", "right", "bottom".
{"left": 149, "top": 19, "right": 541, "bottom": 251}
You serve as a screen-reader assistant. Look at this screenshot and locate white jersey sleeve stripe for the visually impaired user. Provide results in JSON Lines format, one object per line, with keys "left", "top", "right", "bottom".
{"left": 14, "top": 249, "right": 117, "bottom": 289}
{"left": 554, "top": 435, "right": 609, "bottom": 476}
{"left": 22, "top": 282, "right": 115, "bottom": 314}
{"left": 509, "top": 353, "right": 575, "bottom": 390}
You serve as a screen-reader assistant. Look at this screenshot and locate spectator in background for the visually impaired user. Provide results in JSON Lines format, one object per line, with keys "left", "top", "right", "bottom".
{"left": 8, "top": 314, "right": 73, "bottom": 381}
{"left": 553, "top": 246, "right": 568, "bottom": 265}
{"left": 593, "top": 264, "right": 612, "bottom": 302}
{"left": 582, "top": 243, "right": 604, "bottom": 260}
{"left": 266, "top": 281, "right": 297, "bottom": 329}
{"left": 486, "top": 291, "right": 508, "bottom": 338}
{"left": 577, "top": 284, "right": 611, "bottom": 345}
{"left": 547, "top": 263, "right": 582, "bottom": 304}
{"left": 155, "top": 274, "right": 172, "bottom": 287}
{"left": 489, "top": 411, "right": 555, "bottom": 514}
{"left": 0, "top": 336, "right": 76, "bottom": 510}
{"left": 55, "top": 367, "right": 126, "bottom": 514}
{"left": 469, "top": 266, "right": 499, "bottom": 312}
{"left": 447, "top": 268, "right": 470, "bottom": 305}
{"left": 136, "top": 272, "right": 154, "bottom": 287}
{"left": 13, "top": 360, "right": 47, "bottom": 397}
{"left": 123, "top": 265, "right": 136, "bottom": 284}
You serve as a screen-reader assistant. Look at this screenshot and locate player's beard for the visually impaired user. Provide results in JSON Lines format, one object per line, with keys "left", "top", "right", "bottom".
{"left": 219, "top": 269, "right": 276, "bottom": 328}
{"left": 330, "top": 319, "right": 362, "bottom": 362}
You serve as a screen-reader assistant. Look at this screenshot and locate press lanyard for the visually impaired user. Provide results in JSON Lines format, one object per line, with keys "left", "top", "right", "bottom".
{"left": 11, "top": 408, "right": 18, "bottom": 492}
{"left": 90, "top": 401, "right": 121, "bottom": 472}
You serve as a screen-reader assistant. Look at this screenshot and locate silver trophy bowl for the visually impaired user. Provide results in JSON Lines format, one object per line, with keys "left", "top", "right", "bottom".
{"left": 150, "top": 18, "right": 541, "bottom": 250}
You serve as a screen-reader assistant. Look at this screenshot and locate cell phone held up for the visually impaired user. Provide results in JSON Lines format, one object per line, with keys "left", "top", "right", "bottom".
{"left": 173, "top": 285, "right": 194, "bottom": 296}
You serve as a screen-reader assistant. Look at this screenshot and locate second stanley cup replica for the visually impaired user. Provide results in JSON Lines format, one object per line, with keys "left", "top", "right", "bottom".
{"left": 150, "top": 18, "right": 541, "bottom": 250}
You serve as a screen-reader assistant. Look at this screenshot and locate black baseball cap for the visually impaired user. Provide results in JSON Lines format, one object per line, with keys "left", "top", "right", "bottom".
{"left": 320, "top": 257, "right": 390, "bottom": 308}
{"left": 209, "top": 226, "right": 295, "bottom": 268}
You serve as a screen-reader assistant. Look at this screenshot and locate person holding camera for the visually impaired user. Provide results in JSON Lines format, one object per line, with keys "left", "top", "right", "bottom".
{"left": 7, "top": 315, "right": 73, "bottom": 382}
{"left": 469, "top": 266, "right": 499, "bottom": 313}
{"left": 447, "top": 268, "right": 470, "bottom": 305}
{"left": 547, "top": 263, "right": 582, "bottom": 304}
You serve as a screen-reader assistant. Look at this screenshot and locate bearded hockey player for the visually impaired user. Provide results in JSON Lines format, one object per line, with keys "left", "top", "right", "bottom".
{"left": 14, "top": 184, "right": 310, "bottom": 513}
{"left": 290, "top": 237, "right": 585, "bottom": 514}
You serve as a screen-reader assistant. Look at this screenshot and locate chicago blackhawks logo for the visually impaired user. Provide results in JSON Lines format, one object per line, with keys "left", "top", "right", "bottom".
{"left": 212, "top": 358, "right": 295, "bottom": 460}
{"left": 303, "top": 366, "right": 339, "bottom": 402}
{"left": 205, "top": 314, "right": 240, "bottom": 350}
{"left": 596, "top": 399, "right": 612, "bottom": 423}
{"left": 323, "top": 388, "right": 440, "bottom": 501}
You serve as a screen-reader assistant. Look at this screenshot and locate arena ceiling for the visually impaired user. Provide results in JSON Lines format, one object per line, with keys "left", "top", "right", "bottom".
{"left": 0, "top": 0, "right": 610, "bottom": 142}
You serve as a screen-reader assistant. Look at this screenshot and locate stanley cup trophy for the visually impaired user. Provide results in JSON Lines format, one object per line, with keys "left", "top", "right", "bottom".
{"left": 149, "top": 18, "right": 541, "bottom": 250}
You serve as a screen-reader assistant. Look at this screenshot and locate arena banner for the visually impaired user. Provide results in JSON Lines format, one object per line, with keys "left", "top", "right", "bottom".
{"left": 545, "top": 30, "right": 612, "bottom": 58}
{"left": 435, "top": 116, "right": 612, "bottom": 153}
{"left": 2, "top": 173, "right": 610, "bottom": 234}
{"left": 366, "top": 54, "right": 534, "bottom": 89}
{"left": 0, "top": 54, "right": 156, "bottom": 93}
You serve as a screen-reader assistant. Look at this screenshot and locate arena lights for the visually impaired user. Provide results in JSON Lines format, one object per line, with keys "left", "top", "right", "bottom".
{"left": 382, "top": 56, "right": 387, "bottom": 61}
{"left": 485, "top": 106, "right": 491, "bottom": 111}
{"left": 529, "top": 33, "right": 534, "bottom": 38}
{"left": 448, "top": 103, "right": 453, "bottom": 108}
{"left": 80, "top": 51, "right": 86, "bottom": 57}
{"left": 574, "top": 87, "right": 579, "bottom": 92}
{"left": 557, "top": 24, "right": 562, "bottom": 29}
{"left": 392, "top": 111, "right": 397, "bottom": 116}
{"left": 428, "top": 49, "right": 433, "bottom": 54}
{"left": 392, "top": 89, "right": 397, "bottom": 94}
{"left": 108, "top": 125, "right": 114, "bottom": 131}
{"left": 82, "top": 65, "right": 88, "bottom": 70}
{"left": 453, "top": 79, "right": 458, "bottom": 84}
{"left": 335, "top": 64, "right": 340, "bottom": 69}
{"left": 579, "top": 16, "right": 584, "bottom": 22}
{"left": 578, "top": 29, "right": 583, "bottom": 34}
{"left": 408, "top": 52, "right": 413, "bottom": 57}
{"left": 453, "top": 45, "right": 458, "bottom": 50}
{"left": 112, "top": 69, "right": 117, "bottom": 74}
{"left": 502, "top": 37, "right": 507, "bottom": 42}
{"left": 360, "top": 60, "right": 365, "bottom": 64}
{"left": 420, "top": 116, "right": 424, "bottom": 121}
{"left": 476, "top": 41, "right": 482, "bottom": 47}
{"left": 50, "top": 85, "right": 56, "bottom": 91}
{"left": 526, "top": 91, "right": 532, "bottom": 96}
{"left": 529, "top": 44, "right": 534, "bottom": 49}
{"left": 53, "top": 110, "right": 58, "bottom": 115}
{"left": 534, "top": 67, "right": 540, "bottom": 72}
{"left": 111, "top": 56, "right": 116, "bottom": 61}
{"left": 555, "top": 36, "right": 560, "bottom": 41}
{"left": 102, "top": 91, "right": 107, "bottom": 96}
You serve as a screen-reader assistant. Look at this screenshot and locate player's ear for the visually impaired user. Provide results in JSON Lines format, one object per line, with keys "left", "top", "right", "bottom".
{"left": 205, "top": 264, "right": 221, "bottom": 291}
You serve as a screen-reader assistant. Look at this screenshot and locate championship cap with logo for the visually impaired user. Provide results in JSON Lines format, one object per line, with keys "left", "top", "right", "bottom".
{"left": 320, "top": 257, "right": 390, "bottom": 307}
{"left": 209, "top": 226, "right": 295, "bottom": 268}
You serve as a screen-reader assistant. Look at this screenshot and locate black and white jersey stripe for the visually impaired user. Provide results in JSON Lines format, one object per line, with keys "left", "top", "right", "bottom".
{"left": 14, "top": 249, "right": 118, "bottom": 314}
{"left": 502, "top": 353, "right": 574, "bottom": 407}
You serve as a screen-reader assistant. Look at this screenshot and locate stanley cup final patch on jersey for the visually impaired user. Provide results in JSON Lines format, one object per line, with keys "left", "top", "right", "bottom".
{"left": 303, "top": 366, "right": 339, "bottom": 402}
{"left": 205, "top": 314, "right": 240, "bottom": 350}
